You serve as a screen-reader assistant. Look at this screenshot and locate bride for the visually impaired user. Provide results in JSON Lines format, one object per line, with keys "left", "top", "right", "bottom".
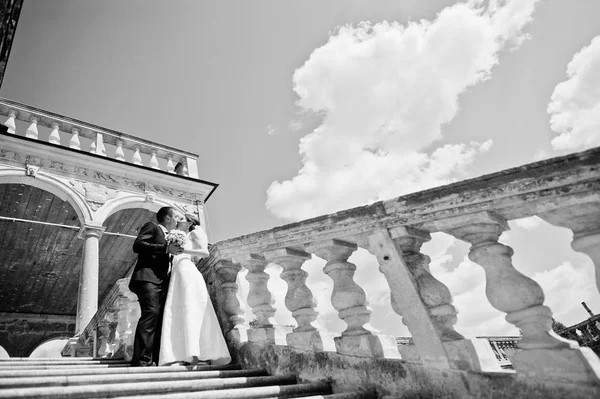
{"left": 159, "top": 214, "right": 231, "bottom": 366}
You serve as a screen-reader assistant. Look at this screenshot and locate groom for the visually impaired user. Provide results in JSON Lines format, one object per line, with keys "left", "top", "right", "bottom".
{"left": 129, "top": 206, "right": 183, "bottom": 367}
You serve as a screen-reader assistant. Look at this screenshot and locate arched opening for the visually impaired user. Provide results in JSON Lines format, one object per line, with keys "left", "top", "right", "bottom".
{"left": 0, "top": 183, "right": 82, "bottom": 315}
{"left": 0, "top": 345, "right": 9, "bottom": 359}
{"left": 29, "top": 337, "right": 70, "bottom": 358}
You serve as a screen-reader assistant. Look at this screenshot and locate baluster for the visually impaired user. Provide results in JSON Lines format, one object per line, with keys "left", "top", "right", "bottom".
{"left": 264, "top": 248, "right": 331, "bottom": 350}
{"left": 180, "top": 160, "right": 189, "bottom": 176}
{"left": 149, "top": 150, "right": 159, "bottom": 169}
{"left": 25, "top": 116, "right": 38, "bottom": 139}
{"left": 69, "top": 128, "right": 81, "bottom": 150}
{"left": 166, "top": 154, "right": 175, "bottom": 173}
{"left": 132, "top": 147, "right": 143, "bottom": 165}
{"left": 115, "top": 140, "right": 126, "bottom": 161}
{"left": 233, "top": 253, "right": 283, "bottom": 344}
{"left": 233, "top": 254, "right": 275, "bottom": 327}
{"left": 48, "top": 122, "right": 61, "bottom": 145}
{"left": 264, "top": 248, "right": 316, "bottom": 332}
{"left": 440, "top": 211, "right": 600, "bottom": 385}
{"left": 215, "top": 260, "right": 248, "bottom": 345}
{"left": 4, "top": 110, "right": 16, "bottom": 133}
{"left": 96, "top": 133, "right": 106, "bottom": 156}
{"left": 96, "top": 317, "right": 113, "bottom": 357}
{"left": 390, "top": 227, "right": 462, "bottom": 341}
{"left": 307, "top": 239, "right": 400, "bottom": 358}
{"left": 368, "top": 227, "right": 500, "bottom": 370}
{"left": 109, "top": 279, "right": 139, "bottom": 361}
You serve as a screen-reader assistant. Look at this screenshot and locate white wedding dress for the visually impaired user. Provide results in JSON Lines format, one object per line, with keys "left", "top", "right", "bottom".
{"left": 159, "top": 226, "right": 231, "bottom": 366}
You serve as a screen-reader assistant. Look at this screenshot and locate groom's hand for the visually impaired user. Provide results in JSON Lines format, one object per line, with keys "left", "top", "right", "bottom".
{"left": 167, "top": 243, "right": 184, "bottom": 255}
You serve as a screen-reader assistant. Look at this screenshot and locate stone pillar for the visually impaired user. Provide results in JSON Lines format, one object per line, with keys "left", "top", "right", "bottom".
{"left": 440, "top": 211, "right": 600, "bottom": 385}
{"left": 214, "top": 260, "right": 248, "bottom": 345}
{"left": 539, "top": 202, "right": 600, "bottom": 295}
{"left": 75, "top": 224, "right": 105, "bottom": 334}
{"left": 307, "top": 239, "right": 400, "bottom": 358}
{"left": 233, "top": 253, "right": 278, "bottom": 344}
{"left": 263, "top": 248, "right": 320, "bottom": 349}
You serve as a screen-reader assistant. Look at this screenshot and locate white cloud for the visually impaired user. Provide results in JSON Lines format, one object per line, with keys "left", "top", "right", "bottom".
{"left": 288, "top": 119, "right": 304, "bottom": 132}
{"left": 266, "top": 0, "right": 540, "bottom": 221}
{"left": 267, "top": 124, "right": 276, "bottom": 135}
{"left": 548, "top": 35, "right": 600, "bottom": 151}
{"left": 510, "top": 215, "right": 544, "bottom": 231}
{"left": 533, "top": 260, "right": 600, "bottom": 326}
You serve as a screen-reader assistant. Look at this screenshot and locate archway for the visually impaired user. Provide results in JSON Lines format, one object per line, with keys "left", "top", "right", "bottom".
{"left": 29, "top": 336, "right": 71, "bottom": 358}
{"left": 0, "top": 345, "right": 9, "bottom": 359}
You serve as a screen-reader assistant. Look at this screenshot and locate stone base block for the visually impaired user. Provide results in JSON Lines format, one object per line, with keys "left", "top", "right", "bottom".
{"left": 444, "top": 338, "right": 504, "bottom": 372}
{"left": 398, "top": 344, "right": 422, "bottom": 364}
{"left": 511, "top": 346, "right": 600, "bottom": 385}
{"left": 227, "top": 326, "right": 249, "bottom": 348}
{"left": 335, "top": 333, "right": 401, "bottom": 359}
{"left": 248, "top": 326, "right": 292, "bottom": 345}
{"left": 286, "top": 330, "right": 337, "bottom": 352}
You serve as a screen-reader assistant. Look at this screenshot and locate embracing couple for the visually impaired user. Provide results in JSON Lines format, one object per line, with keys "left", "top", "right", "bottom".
{"left": 128, "top": 206, "right": 231, "bottom": 367}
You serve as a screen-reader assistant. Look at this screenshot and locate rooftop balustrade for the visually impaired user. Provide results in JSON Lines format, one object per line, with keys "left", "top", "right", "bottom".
{"left": 0, "top": 98, "right": 198, "bottom": 177}
{"left": 71, "top": 145, "right": 600, "bottom": 397}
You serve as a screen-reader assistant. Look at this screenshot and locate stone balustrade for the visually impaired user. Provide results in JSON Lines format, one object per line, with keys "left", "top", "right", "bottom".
{"left": 62, "top": 278, "right": 139, "bottom": 359}
{"left": 204, "top": 145, "right": 600, "bottom": 388}
{"left": 72, "top": 146, "right": 600, "bottom": 397}
{"left": 0, "top": 98, "right": 198, "bottom": 177}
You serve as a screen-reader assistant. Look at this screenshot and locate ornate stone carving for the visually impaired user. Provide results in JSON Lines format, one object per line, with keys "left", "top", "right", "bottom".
{"left": 70, "top": 179, "right": 118, "bottom": 211}
{"left": 25, "top": 164, "right": 39, "bottom": 177}
{"left": 144, "top": 191, "right": 155, "bottom": 203}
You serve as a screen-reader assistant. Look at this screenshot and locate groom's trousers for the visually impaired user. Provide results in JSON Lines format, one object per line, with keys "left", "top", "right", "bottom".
{"left": 130, "top": 281, "right": 168, "bottom": 366}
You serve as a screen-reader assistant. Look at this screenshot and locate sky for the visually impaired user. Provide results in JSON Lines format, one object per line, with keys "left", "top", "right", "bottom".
{"left": 1, "top": 0, "right": 600, "bottom": 344}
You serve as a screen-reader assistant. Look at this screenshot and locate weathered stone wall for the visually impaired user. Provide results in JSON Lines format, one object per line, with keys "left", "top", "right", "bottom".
{"left": 237, "top": 342, "right": 599, "bottom": 398}
{"left": 0, "top": 313, "right": 74, "bottom": 357}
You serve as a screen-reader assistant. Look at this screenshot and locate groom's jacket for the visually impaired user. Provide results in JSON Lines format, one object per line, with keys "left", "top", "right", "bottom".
{"left": 129, "top": 222, "right": 170, "bottom": 287}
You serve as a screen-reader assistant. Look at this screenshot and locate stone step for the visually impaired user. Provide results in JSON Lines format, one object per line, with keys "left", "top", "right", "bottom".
{"left": 0, "top": 359, "right": 128, "bottom": 366}
{"left": 300, "top": 391, "right": 378, "bottom": 399}
{"left": 0, "top": 363, "right": 131, "bottom": 370}
{"left": 113, "top": 381, "right": 332, "bottom": 399}
{"left": 0, "top": 363, "right": 240, "bottom": 378}
{"left": 0, "top": 374, "right": 299, "bottom": 398}
{"left": 0, "top": 368, "right": 268, "bottom": 388}
{"left": 0, "top": 357, "right": 124, "bottom": 361}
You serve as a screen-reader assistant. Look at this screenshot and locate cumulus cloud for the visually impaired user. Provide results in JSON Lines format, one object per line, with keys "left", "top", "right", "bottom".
{"left": 548, "top": 35, "right": 600, "bottom": 151}
{"left": 266, "top": 0, "right": 540, "bottom": 221}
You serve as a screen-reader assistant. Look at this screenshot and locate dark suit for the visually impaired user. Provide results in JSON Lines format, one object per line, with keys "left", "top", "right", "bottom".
{"left": 129, "top": 221, "right": 170, "bottom": 366}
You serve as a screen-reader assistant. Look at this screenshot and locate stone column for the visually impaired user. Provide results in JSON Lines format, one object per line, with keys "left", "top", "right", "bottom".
{"left": 439, "top": 211, "right": 600, "bottom": 385}
{"left": 539, "top": 202, "right": 600, "bottom": 295}
{"left": 307, "top": 239, "right": 400, "bottom": 358}
{"left": 264, "top": 248, "right": 321, "bottom": 350}
{"left": 232, "top": 253, "right": 278, "bottom": 344}
{"left": 75, "top": 224, "right": 105, "bottom": 334}
{"left": 214, "top": 260, "right": 248, "bottom": 345}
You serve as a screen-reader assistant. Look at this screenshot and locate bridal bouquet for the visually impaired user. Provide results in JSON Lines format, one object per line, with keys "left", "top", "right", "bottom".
{"left": 166, "top": 229, "right": 187, "bottom": 246}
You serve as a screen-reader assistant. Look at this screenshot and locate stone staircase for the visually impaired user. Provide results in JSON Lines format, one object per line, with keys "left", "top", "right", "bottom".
{"left": 0, "top": 358, "right": 374, "bottom": 399}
